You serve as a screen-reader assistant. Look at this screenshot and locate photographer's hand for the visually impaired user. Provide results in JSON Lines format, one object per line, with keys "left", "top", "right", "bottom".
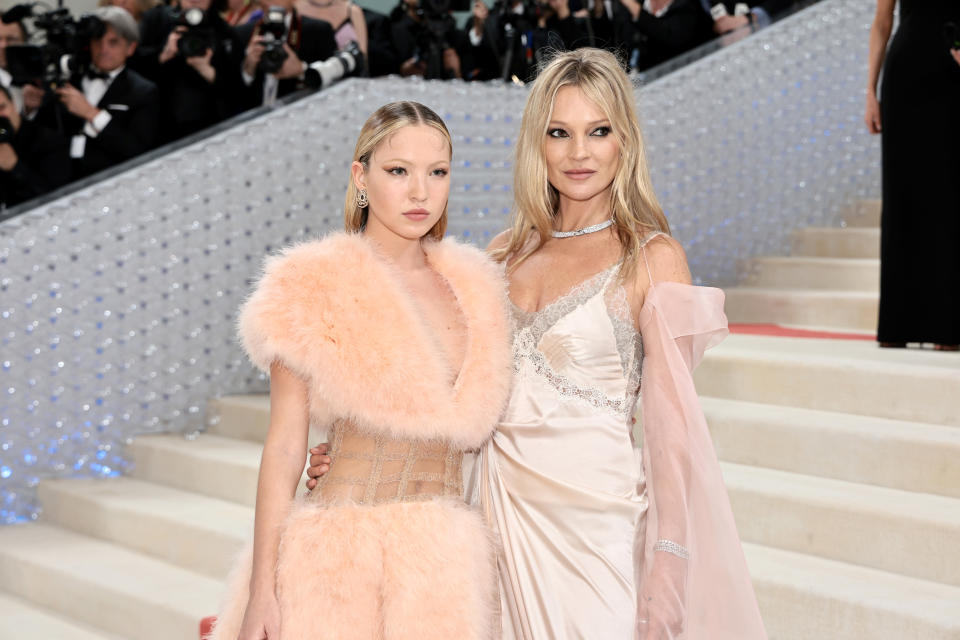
{"left": 56, "top": 85, "right": 99, "bottom": 123}
{"left": 243, "top": 35, "right": 265, "bottom": 78}
{"left": 443, "top": 48, "right": 462, "bottom": 79}
{"left": 186, "top": 48, "right": 217, "bottom": 83}
{"left": 0, "top": 143, "right": 18, "bottom": 172}
{"left": 275, "top": 44, "right": 305, "bottom": 80}
{"left": 713, "top": 14, "right": 749, "bottom": 34}
{"left": 400, "top": 57, "right": 426, "bottom": 77}
{"left": 22, "top": 84, "right": 44, "bottom": 115}
{"left": 160, "top": 27, "right": 185, "bottom": 64}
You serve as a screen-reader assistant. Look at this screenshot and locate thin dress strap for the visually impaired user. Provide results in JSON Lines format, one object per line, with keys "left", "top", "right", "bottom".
{"left": 639, "top": 231, "right": 664, "bottom": 287}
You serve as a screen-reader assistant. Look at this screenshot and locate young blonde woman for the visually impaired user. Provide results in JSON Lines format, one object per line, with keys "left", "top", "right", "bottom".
{"left": 208, "top": 101, "right": 512, "bottom": 640}
{"left": 309, "top": 49, "right": 766, "bottom": 638}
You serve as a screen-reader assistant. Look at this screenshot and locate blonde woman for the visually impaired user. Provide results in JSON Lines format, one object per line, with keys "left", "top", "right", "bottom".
{"left": 479, "top": 47, "right": 765, "bottom": 639}
{"left": 208, "top": 101, "right": 511, "bottom": 640}
{"left": 309, "top": 49, "right": 766, "bottom": 638}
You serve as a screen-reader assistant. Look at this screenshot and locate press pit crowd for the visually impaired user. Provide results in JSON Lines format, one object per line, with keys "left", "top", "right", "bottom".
{"left": 0, "top": 0, "right": 797, "bottom": 209}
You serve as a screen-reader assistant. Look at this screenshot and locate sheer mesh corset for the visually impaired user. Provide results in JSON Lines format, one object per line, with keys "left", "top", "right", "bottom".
{"left": 313, "top": 420, "right": 465, "bottom": 506}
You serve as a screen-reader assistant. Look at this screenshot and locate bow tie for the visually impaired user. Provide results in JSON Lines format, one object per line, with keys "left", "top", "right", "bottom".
{"left": 85, "top": 69, "right": 109, "bottom": 81}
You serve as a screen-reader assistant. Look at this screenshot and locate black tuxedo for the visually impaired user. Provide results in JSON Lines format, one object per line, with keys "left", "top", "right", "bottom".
{"left": 0, "top": 119, "right": 72, "bottom": 208}
{"left": 133, "top": 5, "right": 246, "bottom": 144}
{"left": 235, "top": 12, "right": 337, "bottom": 108}
{"left": 36, "top": 67, "right": 159, "bottom": 179}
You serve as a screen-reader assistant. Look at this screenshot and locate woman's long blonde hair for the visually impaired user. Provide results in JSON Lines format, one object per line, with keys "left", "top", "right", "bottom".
{"left": 493, "top": 48, "right": 669, "bottom": 277}
{"left": 345, "top": 101, "right": 451, "bottom": 241}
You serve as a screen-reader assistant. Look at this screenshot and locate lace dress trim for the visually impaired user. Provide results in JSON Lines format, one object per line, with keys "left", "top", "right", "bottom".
{"left": 511, "top": 262, "right": 643, "bottom": 417}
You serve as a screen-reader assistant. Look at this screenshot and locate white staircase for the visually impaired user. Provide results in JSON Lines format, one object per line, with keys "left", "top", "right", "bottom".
{"left": 1, "top": 200, "right": 959, "bottom": 639}
{"left": 725, "top": 199, "right": 882, "bottom": 331}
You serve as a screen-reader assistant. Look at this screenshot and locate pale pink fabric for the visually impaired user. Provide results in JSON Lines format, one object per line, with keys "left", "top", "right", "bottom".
{"left": 475, "top": 264, "right": 766, "bottom": 638}
{"left": 636, "top": 282, "right": 767, "bottom": 639}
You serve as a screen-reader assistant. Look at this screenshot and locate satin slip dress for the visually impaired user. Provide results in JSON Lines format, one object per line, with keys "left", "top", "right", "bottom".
{"left": 476, "top": 246, "right": 650, "bottom": 639}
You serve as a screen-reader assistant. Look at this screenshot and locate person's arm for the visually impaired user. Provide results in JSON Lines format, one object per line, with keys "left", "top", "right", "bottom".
{"left": 237, "top": 362, "right": 310, "bottom": 639}
{"left": 349, "top": 3, "right": 369, "bottom": 55}
{"left": 865, "top": 0, "right": 895, "bottom": 134}
{"left": 632, "top": 235, "right": 693, "bottom": 639}
{"left": 86, "top": 83, "right": 160, "bottom": 160}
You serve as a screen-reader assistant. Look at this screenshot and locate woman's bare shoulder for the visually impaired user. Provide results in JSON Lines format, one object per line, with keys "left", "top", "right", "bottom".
{"left": 486, "top": 229, "right": 512, "bottom": 253}
{"left": 641, "top": 234, "right": 692, "bottom": 286}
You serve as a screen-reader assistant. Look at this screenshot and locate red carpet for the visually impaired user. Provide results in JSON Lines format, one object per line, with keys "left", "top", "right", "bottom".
{"left": 200, "top": 617, "right": 216, "bottom": 639}
{"left": 729, "top": 323, "right": 875, "bottom": 341}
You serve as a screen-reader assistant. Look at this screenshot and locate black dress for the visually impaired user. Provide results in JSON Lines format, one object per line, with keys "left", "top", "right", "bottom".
{"left": 878, "top": 0, "right": 960, "bottom": 345}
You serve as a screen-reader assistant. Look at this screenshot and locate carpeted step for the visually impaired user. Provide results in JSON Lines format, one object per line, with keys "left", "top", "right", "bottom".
{"left": 724, "top": 463, "right": 960, "bottom": 586}
{"left": 741, "top": 256, "right": 878, "bottom": 291}
{"left": 130, "top": 433, "right": 262, "bottom": 507}
{"left": 723, "top": 287, "right": 878, "bottom": 331}
{"left": 0, "top": 591, "right": 121, "bottom": 639}
{"left": 37, "top": 477, "right": 253, "bottom": 580}
{"left": 0, "top": 524, "right": 221, "bottom": 640}
{"left": 703, "top": 397, "right": 960, "bottom": 498}
{"left": 696, "top": 334, "right": 960, "bottom": 426}
{"left": 746, "top": 543, "right": 960, "bottom": 640}
{"left": 791, "top": 227, "right": 880, "bottom": 259}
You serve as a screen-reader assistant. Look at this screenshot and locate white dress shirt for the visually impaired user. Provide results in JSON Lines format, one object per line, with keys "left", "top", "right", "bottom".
{"left": 71, "top": 65, "right": 123, "bottom": 159}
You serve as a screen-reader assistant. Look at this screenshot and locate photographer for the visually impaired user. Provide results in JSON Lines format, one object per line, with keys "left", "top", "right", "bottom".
{"left": 134, "top": 0, "right": 245, "bottom": 143}
{"left": 0, "top": 16, "right": 43, "bottom": 115}
{"left": 34, "top": 7, "right": 159, "bottom": 179}
{"left": 617, "top": 0, "right": 713, "bottom": 70}
{"left": 463, "top": 0, "right": 585, "bottom": 82}
{"left": 235, "top": 0, "right": 337, "bottom": 107}
{"left": 391, "top": 0, "right": 465, "bottom": 79}
{"left": 0, "top": 77, "right": 72, "bottom": 208}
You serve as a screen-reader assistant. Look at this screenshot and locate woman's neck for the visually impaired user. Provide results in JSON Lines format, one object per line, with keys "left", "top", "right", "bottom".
{"left": 362, "top": 222, "right": 428, "bottom": 271}
{"left": 554, "top": 192, "right": 613, "bottom": 233}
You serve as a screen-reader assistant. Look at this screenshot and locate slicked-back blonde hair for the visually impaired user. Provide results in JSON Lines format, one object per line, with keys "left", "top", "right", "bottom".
{"left": 493, "top": 48, "right": 669, "bottom": 277}
{"left": 345, "top": 101, "right": 451, "bottom": 242}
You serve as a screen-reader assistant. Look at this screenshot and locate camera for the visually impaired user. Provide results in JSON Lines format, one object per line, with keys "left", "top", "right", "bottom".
{"left": 174, "top": 7, "right": 217, "bottom": 58}
{"left": 3, "top": 6, "right": 105, "bottom": 87}
{"left": 304, "top": 40, "right": 365, "bottom": 89}
{"left": 258, "top": 6, "right": 289, "bottom": 75}
{"left": 0, "top": 117, "right": 14, "bottom": 144}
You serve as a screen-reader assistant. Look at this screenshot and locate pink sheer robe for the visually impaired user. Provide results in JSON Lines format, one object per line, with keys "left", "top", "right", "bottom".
{"left": 636, "top": 281, "right": 766, "bottom": 638}
{"left": 475, "top": 245, "right": 766, "bottom": 639}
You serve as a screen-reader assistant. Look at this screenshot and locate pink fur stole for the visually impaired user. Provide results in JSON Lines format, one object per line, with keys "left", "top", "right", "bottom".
{"left": 237, "top": 232, "right": 513, "bottom": 450}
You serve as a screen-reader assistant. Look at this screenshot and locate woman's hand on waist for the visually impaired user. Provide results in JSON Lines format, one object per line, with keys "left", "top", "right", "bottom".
{"left": 305, "top": 442, "right": 331, "bottom": 491}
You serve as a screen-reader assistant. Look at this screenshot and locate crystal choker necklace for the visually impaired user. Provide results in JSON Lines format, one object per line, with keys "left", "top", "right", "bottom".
{"left": 550, "top": 218, "right": 614, "bottom": 238}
